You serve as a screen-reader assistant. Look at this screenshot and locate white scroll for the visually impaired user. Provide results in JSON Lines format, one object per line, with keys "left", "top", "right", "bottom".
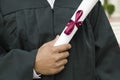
{"left": 54, "top": 0, "right": 98, "bottom": 46}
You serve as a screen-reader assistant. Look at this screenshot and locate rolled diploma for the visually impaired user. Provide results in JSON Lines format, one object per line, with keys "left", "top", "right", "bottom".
{"left": 54, "top": 0, "right": 98, "bottom": 46}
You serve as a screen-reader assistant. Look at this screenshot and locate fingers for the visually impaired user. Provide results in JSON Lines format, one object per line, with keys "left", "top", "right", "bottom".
{"left": 55, "top": 59, "right": 68, "bottom": 68}
{"left": 53, "top": 44, "right": 71, "bottom": 53}
{"left": 43, "top": 36, "right": 71, "bottom": 53}
{"left": 53, "top": 52, "right": 69, "bottom": 68}
{"left": 52, "top": 59, "right": 68, "bottom": 74}
{"left": 48, "top": 35, "right": 59, "bottom": 45}
{"left": 55, "top": 51, "right": 69, "bottom": 61}
{"left": 35, "top": 35, "right": 71, "bottom": 75}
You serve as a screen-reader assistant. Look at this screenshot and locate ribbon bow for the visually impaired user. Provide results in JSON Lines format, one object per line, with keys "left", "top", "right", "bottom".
{"left": 64, "top": 10, "right": 83, "bottom": 35}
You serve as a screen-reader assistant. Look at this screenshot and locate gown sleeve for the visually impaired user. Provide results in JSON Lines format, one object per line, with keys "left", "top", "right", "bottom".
{"left": 90, "top": 1, "right": 120, "bottom": 80}
{"left": 0, "top": 11, "right": 37, "bottom": 80}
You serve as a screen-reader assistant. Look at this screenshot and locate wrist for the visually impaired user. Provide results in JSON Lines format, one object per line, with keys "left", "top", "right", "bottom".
{"left": 33, "top": 69, "right": 41, "bottom": 79}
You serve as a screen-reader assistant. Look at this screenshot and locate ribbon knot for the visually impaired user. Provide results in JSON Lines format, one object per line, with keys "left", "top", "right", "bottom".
{"left": 64, "top": 10, "right": 83, "bottom": 35}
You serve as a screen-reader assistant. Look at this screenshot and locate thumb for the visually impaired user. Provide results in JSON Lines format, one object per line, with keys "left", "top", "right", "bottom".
{"left": 48, "top": 35, "right": 59, "bottom": 45}
{"left": 54, "top": 35, "right": 59, "bottom": 42}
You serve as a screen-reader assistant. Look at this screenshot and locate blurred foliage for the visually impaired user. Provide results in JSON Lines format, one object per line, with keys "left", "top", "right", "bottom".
{"left": 103, "top": 0, "right": 115, "bottom": 17}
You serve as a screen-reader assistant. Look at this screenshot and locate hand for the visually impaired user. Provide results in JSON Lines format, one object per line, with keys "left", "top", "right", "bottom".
{"left": 34, "top": 36, "right": 71, "bottom": 75}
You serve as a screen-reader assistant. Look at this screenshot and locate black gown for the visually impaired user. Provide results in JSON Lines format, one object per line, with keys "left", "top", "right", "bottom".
{"left": 0, "top": 0, "right": 120, "bottom": 80}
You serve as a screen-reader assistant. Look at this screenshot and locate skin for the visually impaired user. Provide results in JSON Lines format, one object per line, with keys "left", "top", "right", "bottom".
{"left": 35, "top": 36, "right": 71, "bottom": 75}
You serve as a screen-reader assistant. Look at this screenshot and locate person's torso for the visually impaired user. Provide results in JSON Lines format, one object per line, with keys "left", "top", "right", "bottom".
{"left": 0, "top": 0, "right": 96, "bottom": 80}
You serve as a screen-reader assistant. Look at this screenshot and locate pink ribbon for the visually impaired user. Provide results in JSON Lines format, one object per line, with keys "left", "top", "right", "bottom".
{"left": 64, "top": 10, "right": 83, "bottom": 35}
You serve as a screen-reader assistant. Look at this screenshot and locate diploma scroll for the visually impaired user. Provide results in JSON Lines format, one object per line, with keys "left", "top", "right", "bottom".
{"left": 54, "top": 0, "right": 98, "bottom": 46}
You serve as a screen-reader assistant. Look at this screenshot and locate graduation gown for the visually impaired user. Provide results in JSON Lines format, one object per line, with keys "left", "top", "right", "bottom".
{"left": 0, "top": 0, "right": 120, "bottom": 80}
